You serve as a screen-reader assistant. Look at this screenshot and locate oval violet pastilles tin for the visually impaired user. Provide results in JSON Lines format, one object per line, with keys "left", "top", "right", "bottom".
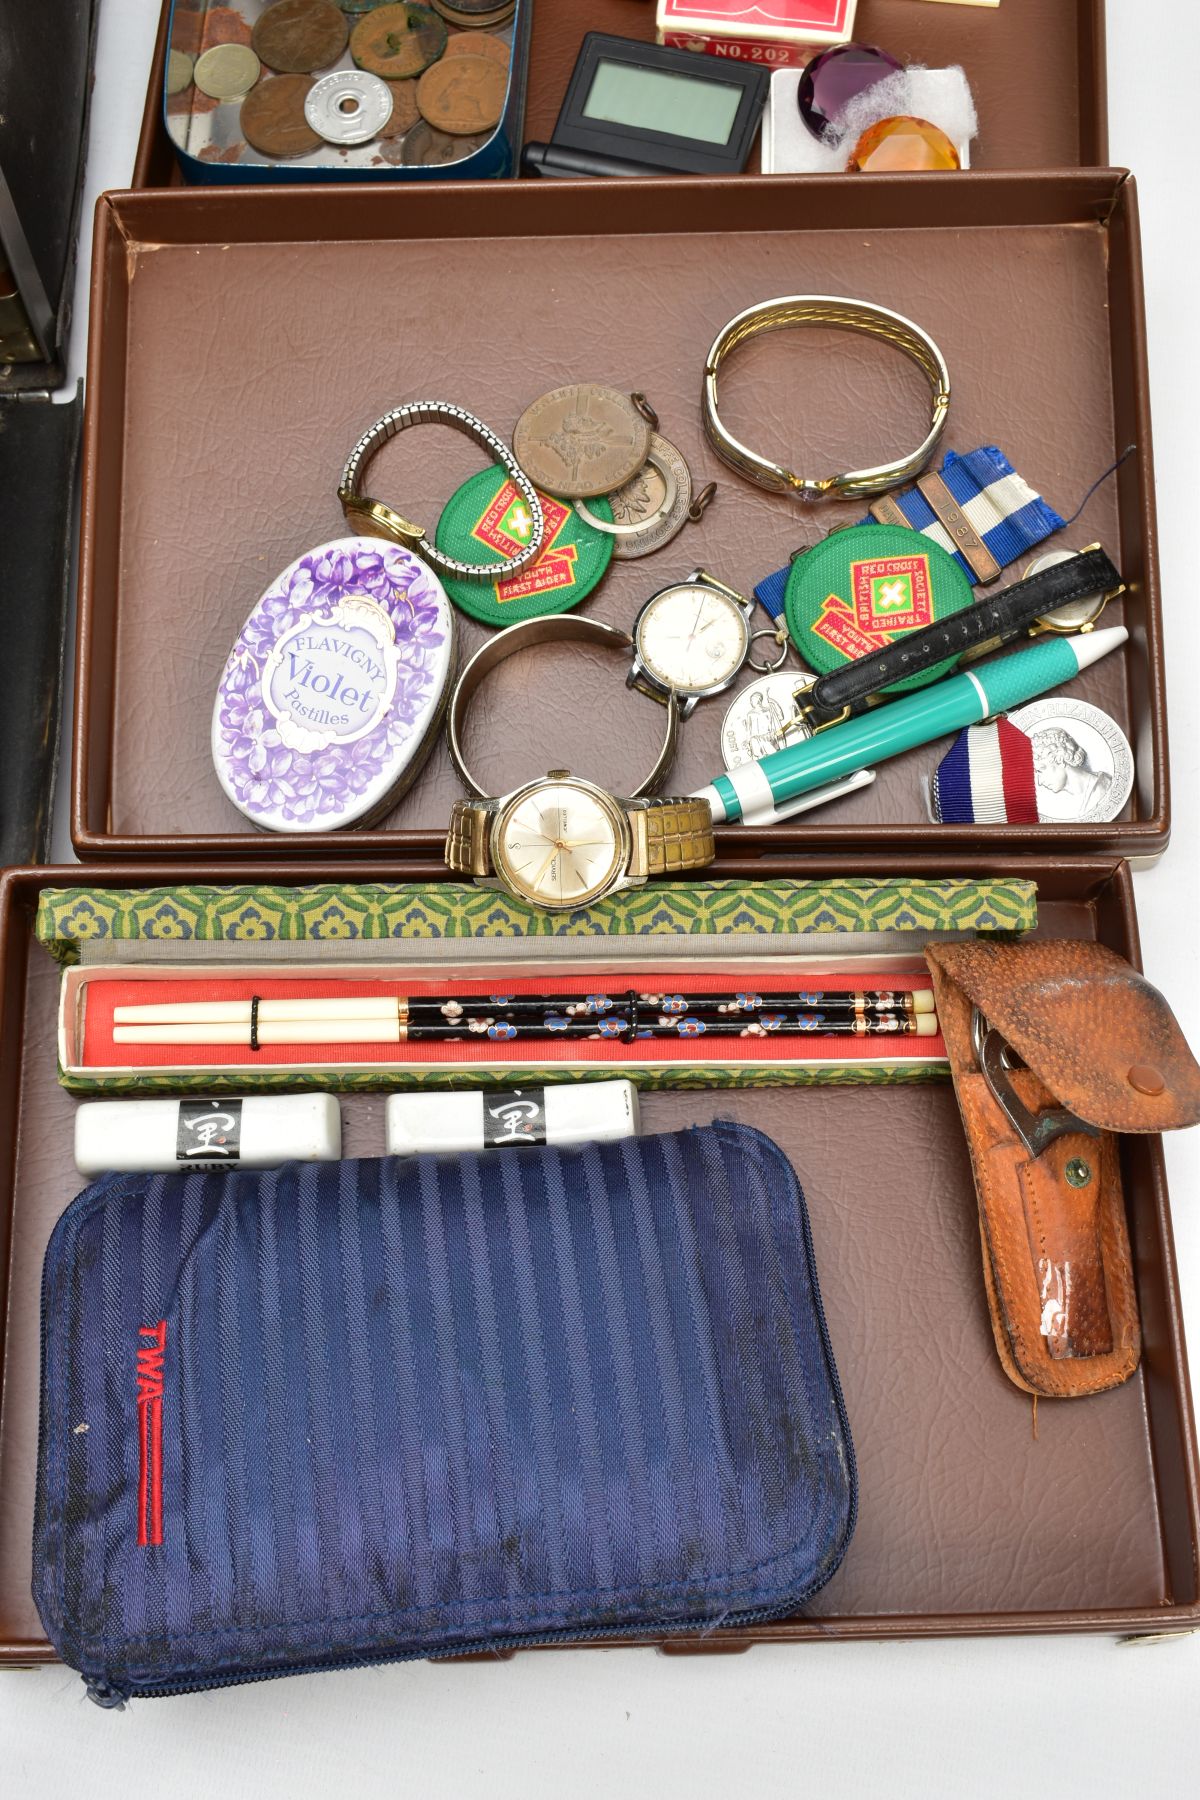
{"left": 212, "top": 536, "right": 454, "bottom": 832}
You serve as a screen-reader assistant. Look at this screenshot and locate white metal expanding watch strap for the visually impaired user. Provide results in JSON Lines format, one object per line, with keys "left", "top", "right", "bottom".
{"left": 338, "top": 401, "right": 546, "bottom": 581}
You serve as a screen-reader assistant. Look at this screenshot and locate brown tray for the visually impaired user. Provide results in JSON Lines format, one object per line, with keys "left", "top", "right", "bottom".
{"left": 73, "top": 169, "right": 1167, "bottom": 864}
{"left": 131, "top": 0, "right": 1109, "bottom": 188}
{"left": 0, "top": 857, "right": 1197, "bottom": 1664}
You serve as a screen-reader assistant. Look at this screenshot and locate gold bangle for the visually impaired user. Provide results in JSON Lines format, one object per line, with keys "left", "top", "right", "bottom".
{"left": 702, "top": 295, "right": 951, "bottom": 502}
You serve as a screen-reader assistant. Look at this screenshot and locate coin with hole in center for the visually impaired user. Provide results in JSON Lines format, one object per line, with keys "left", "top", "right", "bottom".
{"left": 514, "top": 386, "right": 652, "bottom": 500}
{"left": 193, "top": 42, "right": 262, "bottom": 100}
{"left": 241, "top": 73, "right": 322, "bottom": 157}
{"left": 305, "top": 68, "right": 394, "bottom": 142}
{"left": 350, "top": 3, "right": 447, "bottom": 78}
{"left": 252, "top": 0, "right": 348, "bottom": 73}
{"left": 416, "top": 51, "right": 506, "bottom": 134}
{"left": 399, "top": 120, "right": 488, "bottom": 163}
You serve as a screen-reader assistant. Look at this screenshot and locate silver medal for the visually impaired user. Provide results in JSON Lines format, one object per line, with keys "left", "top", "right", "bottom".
{"left": 304, "top": 70, "right": 393, "bottom": 146}
{"left": 721, "top": 673, "right": 814, "bottom": 770}
{"left": 1008, "top": 697, "right": 1134, "bottom": 823}
{"left": 574, "top": 435, "right": 694, "bottom": 561}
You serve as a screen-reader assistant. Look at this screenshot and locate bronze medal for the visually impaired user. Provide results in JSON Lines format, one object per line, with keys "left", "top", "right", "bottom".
{"left": 416, "top": 51, "right": 506, "bottom": 134}
{"left": 241, "top": 73, "right": 322, "bottom": 157}
{"left": 350, "top": 3, "right": 448, "bottom": 79}
{"left": 252, "top": 0, "right": 348, "bottom": 74}
{"left": 513, "top": 386, "right": 652, "bottom": 500}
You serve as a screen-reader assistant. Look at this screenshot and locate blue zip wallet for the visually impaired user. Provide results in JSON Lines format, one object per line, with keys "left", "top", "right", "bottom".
{"left": 33, "top": 1122, "right": 856, "bottom": 1703}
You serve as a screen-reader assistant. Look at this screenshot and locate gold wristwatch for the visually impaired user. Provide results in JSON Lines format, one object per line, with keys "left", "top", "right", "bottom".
{"left": 447, "top": 777, "right": 715, "bottom": 911}
{"left": 443, "top": 615, "right": 716, "bottom": 911}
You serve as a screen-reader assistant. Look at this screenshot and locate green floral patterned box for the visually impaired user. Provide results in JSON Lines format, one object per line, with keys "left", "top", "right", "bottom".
{"left": 39, "top": 878, "right": 1036, "bottom": 1096}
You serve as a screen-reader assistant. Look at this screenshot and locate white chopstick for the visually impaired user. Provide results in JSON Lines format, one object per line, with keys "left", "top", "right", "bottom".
{"left": 112, "top": 996, "right": 400, "bottom": 1025}
{"left": 113, "top": 1020, "right": 405, "bottom": 1047}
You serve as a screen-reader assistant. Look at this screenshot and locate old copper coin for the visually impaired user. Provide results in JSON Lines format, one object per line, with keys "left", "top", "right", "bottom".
{"left": 416, "top": 51, "right": 506, "bottom": 134}
{"left": 433, "top": 0, "right": 514, "bottom": 23}
{"left": 399, "top": 120, "right": 488, "bottom": 164}
{"left": 252, "top": 0, "right": 348, "bottom": 74}
{"left": 241, "top": 73, "right": 322, "bottom": 156}
{"left": 378, "top": 77, "right": 422, "bottom": 137}
{"left": 443, "top": 31, "right": 509, "bottom": 68}
{"left": 350, "top": 3, "right": 447, "bottom": 78}
{"left": 513, "top": 386, "right": 652, "bottom": 500}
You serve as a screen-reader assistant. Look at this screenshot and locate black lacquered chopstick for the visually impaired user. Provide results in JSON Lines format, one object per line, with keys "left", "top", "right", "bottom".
{"left": 112, "top": 1010, "right": 938, "bottom": 1048}
{"left": 114, "top": 985, "right": 934, "bottom": 1027}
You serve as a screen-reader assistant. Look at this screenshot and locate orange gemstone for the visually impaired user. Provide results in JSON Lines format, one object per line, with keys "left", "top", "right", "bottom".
{"left": 848, "top": 115, "right": 960, "bottom": 173}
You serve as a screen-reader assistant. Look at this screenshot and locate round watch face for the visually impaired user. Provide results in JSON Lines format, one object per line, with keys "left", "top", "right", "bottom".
{"left": 1023, "top": 549, "right": 1109, "bottom": 633}
{"left": 492, "top": 779, "right": 627, "bottom": 910}
{"left": 635, "top": 582, "right": 749, "bottom": 696}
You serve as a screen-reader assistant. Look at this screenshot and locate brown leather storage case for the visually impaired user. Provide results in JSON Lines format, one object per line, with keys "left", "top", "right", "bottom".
{"left": 72, "top": 167, "right": 1167, "bottom": 864}
{"left": 1, "top": 856, "right": 1197, "bottom": 1663}
{"left": 131, "top": 0, "right": 1110, "bottom": 188}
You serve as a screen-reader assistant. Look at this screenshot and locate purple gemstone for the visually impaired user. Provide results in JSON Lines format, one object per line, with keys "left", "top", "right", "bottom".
{"left": 798, "top": 43, "right": 903, "bottom": 144}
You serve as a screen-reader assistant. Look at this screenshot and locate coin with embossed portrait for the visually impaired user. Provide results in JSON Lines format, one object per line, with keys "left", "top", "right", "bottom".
{"left": 514, "top": 385, "right": 651, "bottom": 500}
{"left": 416, "top": 50, "right": 506, "bottom": 134}
{"left": 1008, "top": 698, "right": 1133, "bottom": 823}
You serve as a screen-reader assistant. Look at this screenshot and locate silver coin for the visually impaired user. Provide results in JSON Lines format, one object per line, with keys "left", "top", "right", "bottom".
{"left": 304, "top": 69, "right": 394, "bottom": 144}
{"left": 193, "top": 44, "right": 262, "bottom": 101}
{"left": 721, "top": 673, "right": 814, "bottom": 770}
{"left": 1008, "top": 697, "right": 1134, "bottom": 823}
{"left": 1023, "top": 548, "right": 1111, "bottom": 632}
{"left": 166, "top": 49, "right": 195, "bottom": 96}
{"left": 574, "top": 434, "right": 693, "bottom": 561}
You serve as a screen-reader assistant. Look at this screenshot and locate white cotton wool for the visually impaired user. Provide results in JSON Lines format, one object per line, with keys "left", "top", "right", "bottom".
{"left": 762, "top": 64, "right": 978, "bottom": 174}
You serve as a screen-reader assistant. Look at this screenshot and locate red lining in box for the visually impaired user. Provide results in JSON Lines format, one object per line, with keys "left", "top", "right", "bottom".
{"left": 81, "top": 971, "right": 943, "bottom": 1069}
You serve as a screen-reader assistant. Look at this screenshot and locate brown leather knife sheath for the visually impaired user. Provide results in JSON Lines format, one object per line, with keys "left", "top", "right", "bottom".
{"left": 926, "top": 940, "right": 1200, "bottom": 1399}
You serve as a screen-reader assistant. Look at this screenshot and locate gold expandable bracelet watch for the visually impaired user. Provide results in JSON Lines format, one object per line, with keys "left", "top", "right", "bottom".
{"left": 444, "top": 615, "right": 715, "bottom": 911}
{"left": 702, "top": 295, "right": 951, "bottom": 502}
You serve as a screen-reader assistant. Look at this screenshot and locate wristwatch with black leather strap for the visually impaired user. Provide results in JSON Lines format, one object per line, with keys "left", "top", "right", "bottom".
{"left": 802, "top": 545, "right": 1123, "bottom": 727}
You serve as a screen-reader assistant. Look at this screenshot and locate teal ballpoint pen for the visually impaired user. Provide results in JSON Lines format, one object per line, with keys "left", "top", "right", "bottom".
{"left": 693, "top": 626, "right": 1129, "bottom": 825}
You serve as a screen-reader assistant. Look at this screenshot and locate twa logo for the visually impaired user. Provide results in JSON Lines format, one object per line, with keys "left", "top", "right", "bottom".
{"left": 136, "top": 1321, "right": 167, "bottom": 1547}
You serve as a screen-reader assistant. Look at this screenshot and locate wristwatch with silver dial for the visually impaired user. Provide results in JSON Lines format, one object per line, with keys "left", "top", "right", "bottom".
{"left": 446, "top": 774, "right": 716, "bottom": 911}
{"left": 628, "top": 569, "right": 761, "bottom": 719}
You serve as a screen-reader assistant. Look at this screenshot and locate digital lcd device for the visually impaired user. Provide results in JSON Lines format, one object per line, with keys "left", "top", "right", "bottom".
{"left": 522, "top": 33, "right": 769, "bottom": 179}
